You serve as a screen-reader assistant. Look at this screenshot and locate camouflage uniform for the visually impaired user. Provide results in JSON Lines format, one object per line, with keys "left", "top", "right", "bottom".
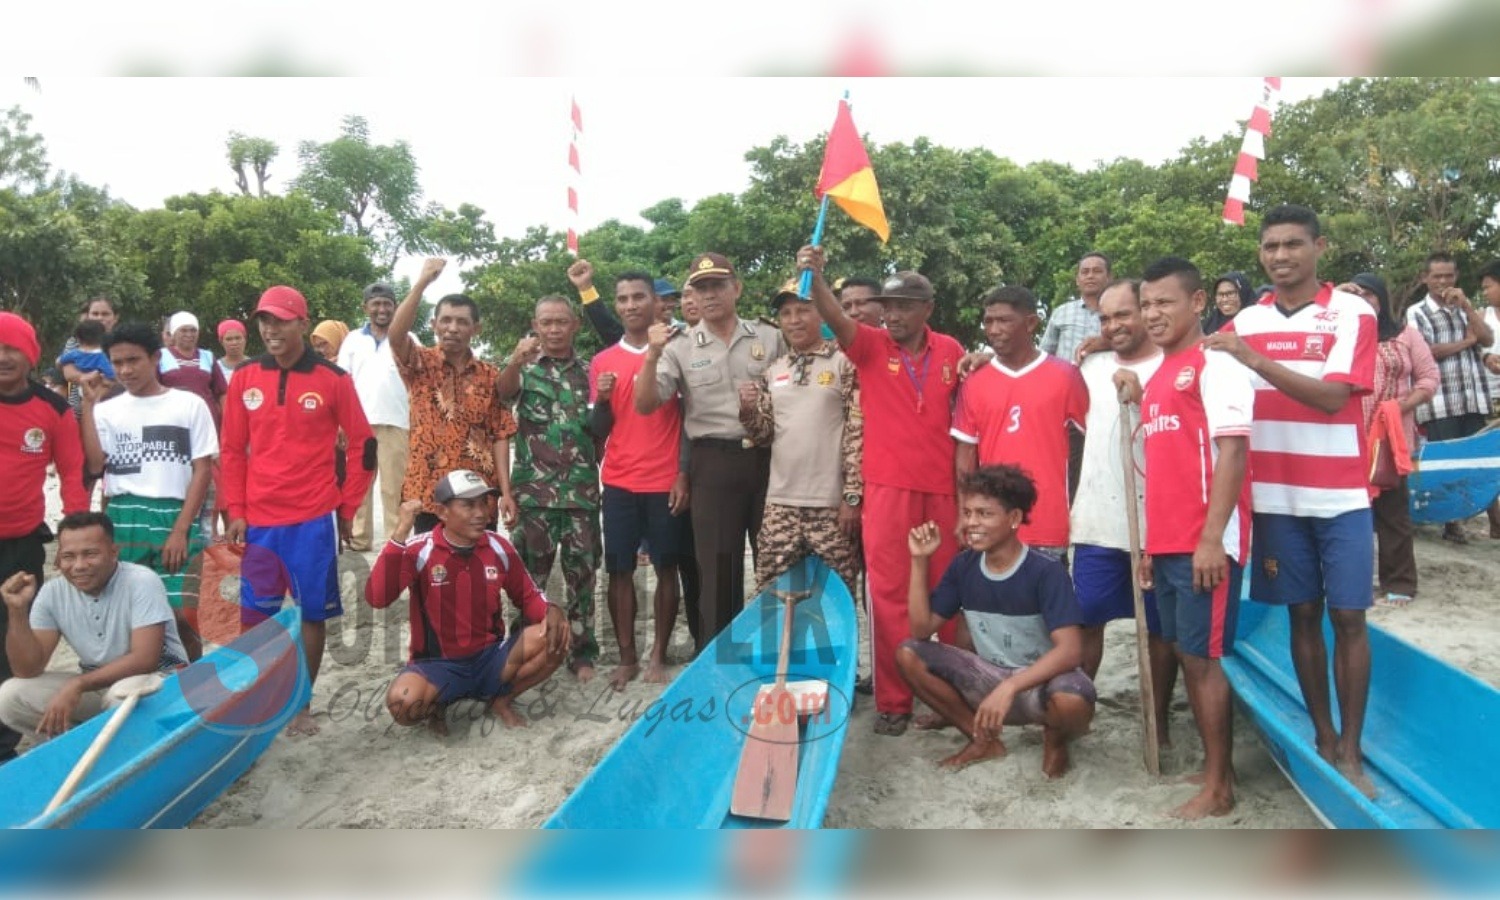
{"left": 511, "top": 354, "right": 603, "bottom": 666}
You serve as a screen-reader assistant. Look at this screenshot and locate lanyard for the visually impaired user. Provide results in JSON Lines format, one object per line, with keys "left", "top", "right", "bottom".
{"left": 898, "top": 344, "right": 932, "bottom": 413}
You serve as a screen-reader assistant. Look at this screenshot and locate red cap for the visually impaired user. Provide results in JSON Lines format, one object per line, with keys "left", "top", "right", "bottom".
{"left": 0, "top": 311, "right": 41, "bottom": 367}
{"left": 255, "top": 286, "right": 309, "bottom": 322}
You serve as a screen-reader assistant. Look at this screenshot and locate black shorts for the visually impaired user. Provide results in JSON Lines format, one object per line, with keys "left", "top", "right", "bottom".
{"left": 602, "top": 485, "right": 688, "bottom": 574}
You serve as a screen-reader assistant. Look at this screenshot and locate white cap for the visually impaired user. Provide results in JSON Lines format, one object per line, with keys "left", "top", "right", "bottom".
{"left": 168, "top": 311, "right": 200, "bottom": 335}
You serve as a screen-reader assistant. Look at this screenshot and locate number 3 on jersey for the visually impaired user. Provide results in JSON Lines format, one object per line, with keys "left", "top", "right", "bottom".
{"left": 1006, "top": 404, "right": 1022, "bottom": 434}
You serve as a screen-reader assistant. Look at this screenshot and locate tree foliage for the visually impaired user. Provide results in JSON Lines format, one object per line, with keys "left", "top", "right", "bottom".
{"left": 226, "top": 132, "right": 279, "bottom": 197}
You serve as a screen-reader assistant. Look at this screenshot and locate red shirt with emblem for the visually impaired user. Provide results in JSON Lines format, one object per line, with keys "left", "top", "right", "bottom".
{"left": 843, "top": 323, "right": 966, "bottom": 495}
{"left": 220, "top": 349, "right": 375, "bottom": 526}
{"left": 366, "top": 524, "right": 552, "bottom": 661}
{"left": 1142, "top": 346, "right": 1255, "bottom": 563}
{"left": 1225, "top": 285, "right": 1376, "bottom": 518}
{"left": 950, "top": 353, "right": 1089, "bottom": 548}
{"left": 0, "top": 384, "right": 88, "bottom": 539}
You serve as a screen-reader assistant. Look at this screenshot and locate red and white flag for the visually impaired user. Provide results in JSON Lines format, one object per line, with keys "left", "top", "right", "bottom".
{"left": 1222, "top": 77, "right": 1281, "bottom": 226}
{"left": 567, "top": 96, "right": 583, "bottom": 254}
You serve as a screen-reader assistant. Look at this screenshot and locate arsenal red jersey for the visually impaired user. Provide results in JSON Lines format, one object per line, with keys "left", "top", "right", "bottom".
{"left": 1142, "top": 346, "right": 1255, "bottom": 563}
{"left": 950, "top": 353, "right": 1088, "bottom": 548}
{"left": 366, "top": 525, "right": 553, "bottom": 661}
{"left": 843, "top": 323, "right": 965, "bottom": 495}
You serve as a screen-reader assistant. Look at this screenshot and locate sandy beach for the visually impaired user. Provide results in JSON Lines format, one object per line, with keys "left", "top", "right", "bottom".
{"left": 31, "top": 470, "right": 1500, "bottom": 828}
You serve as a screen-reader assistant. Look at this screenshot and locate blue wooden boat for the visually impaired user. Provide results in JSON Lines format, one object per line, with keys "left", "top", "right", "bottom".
{"left": 544, "top": 557, "right": 858, "bottom": 829}
{"left": 0, "top": 606, "right": 308, "bottom": 829}
{"left": 1408, "top": 425, "right": 1500, "bottom": 525}
{"left": 1223, "top": 598, "right": 1500, "bottom": 829}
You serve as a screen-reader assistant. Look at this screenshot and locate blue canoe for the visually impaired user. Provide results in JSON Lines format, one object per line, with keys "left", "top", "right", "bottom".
{"left": 1223, "top": 598, "right": 1500, "bottom": 829}
{"left": 544, "top": 557, "right": 858, "bottom": 829}
{"left": 1408, "top": 425, "right": 1500, "bottom": 525}
{"left": 0, "top": 606, "right": 308, "bottom": 829}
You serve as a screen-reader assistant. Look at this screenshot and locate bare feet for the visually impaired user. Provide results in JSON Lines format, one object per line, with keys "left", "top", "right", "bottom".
{"left": 1041, "top": 727, "right": 1071, "bottom": 779}
{"left": 286, "top": 710, "right": 320, "bottom": 736}
{"left": 938, "top": 738, "right": 1007, "bottom": 770}
{"left": 913, "top": 712, "right": 952, "bottom": 731}
{"left": 1336, "top": 758, "right": 1377, "bottom": 799}
{"left": 569, "top": 659, "right": 596, "bottom": 684}
{"left": 489, "top": 698, "right": 528, "bottom": 728}
{"left": 1170, "top": 786, "right": 1235, "bottom": 820}
{"left": 1181, "top": 766, "right": 1237, "bottom": 787}
{"left": 426, "top": 707, "right": 450, "bottom": 737}
{"left": 642, "top": 660, "right": 670, "bottom": 684}
{"left": 608, "top": 664, "right": 640, "bottom": 692}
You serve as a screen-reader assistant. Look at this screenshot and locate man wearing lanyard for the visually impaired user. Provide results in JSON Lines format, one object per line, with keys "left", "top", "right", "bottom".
{"left": 803, "top": 247, "right": 967, "bottom": 736}
{"left": 636, "top": 253, "right": 786, "bottom": 652}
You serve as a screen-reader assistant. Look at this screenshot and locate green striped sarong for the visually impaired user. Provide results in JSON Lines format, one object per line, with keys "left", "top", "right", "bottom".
{"left": 107, "top": 494, "right": 204, "bottom": 610}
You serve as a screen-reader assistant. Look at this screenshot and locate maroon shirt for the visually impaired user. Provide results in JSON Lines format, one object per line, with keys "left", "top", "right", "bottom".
{"left": 366, "top": 524, "right": 552, "bottom": 661}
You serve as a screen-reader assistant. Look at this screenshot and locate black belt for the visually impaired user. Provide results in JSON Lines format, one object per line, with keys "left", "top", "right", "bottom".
{"left": 691, "top": 437, "right": 757, "bottom": 451}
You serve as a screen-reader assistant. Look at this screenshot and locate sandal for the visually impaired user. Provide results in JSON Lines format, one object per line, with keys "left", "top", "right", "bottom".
{"left": 1376, "top": 593, "right": 1414, "bottom": 608}
{"left": 873, "top": 712, "right": 911, "bottom": 736}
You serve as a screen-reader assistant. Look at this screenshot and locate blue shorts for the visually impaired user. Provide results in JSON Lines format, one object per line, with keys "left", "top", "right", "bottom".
{"left": 243, "top": 513, "right": 341, "bottom": 623}
{"left": 403, "top": 629, "right": 522, "bottom": 705}
{"left": 1153, "top": 554, "right": 1241, "bottom": 659}
{"left": 1250, "top": 509, "right": 1374, "bottom": 611}
{"left": 602, "top": 485, "right": 688, "bottom": 574}
{"left": 1071, "top": 544, "right": 1161, "bottom": 634}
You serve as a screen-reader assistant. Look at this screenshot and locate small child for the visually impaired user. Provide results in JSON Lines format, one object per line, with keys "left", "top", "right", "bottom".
{"left": 58, "top": 320, "right": 116, "bottom": 417}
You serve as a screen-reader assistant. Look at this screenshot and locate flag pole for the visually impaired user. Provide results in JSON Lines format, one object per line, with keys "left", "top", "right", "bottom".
{"left": 797, "top": 195, "right": 830, "bottom": 299}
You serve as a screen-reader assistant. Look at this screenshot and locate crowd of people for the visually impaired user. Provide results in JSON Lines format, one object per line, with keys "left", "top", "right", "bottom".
{"left": 2, "top": 201, "right": 1498, "bottom": 824}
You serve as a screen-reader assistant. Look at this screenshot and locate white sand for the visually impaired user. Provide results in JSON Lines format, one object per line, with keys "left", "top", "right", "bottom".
{"left": 32, "top": 469, "right": 1500, "bottom": 828}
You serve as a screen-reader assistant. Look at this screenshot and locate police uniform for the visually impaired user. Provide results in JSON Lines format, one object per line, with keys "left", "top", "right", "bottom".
{"left": 653, "top": 256, "right": 787, "bottom": 650}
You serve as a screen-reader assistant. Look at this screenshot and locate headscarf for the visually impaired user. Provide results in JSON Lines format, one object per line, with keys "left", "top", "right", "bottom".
{"left": 1205, "top": 271, "right": 1255, "bottom": 334}
{"left": 311, "top": 320, "right": 351, "bottom": 359}
{"left": 217, "top": 319, "right": 246, "bottom": 340}
{"left": 0, "top": 312, "right": 41, "bottom": 366}
{"left": 167, "top": 311, "right": 200, "bottom": 335}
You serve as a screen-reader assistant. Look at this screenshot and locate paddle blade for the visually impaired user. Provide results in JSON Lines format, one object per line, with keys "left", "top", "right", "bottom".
{"left": 730, "top": 688, "right": 801, "bottom": 821}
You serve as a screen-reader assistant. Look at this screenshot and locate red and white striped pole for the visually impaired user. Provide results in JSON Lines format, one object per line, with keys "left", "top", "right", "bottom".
{"left": 1222, "top": 77, "right": 1281, "bottom": 226}
{"left": 567, "top": 96, "right": 582, "bottom": 255}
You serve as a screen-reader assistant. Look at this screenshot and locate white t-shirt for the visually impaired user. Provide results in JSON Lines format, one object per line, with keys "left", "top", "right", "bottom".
{"left": 1070, "top": 350, "right": 1163, "bottom": 551}
{"left": 1485, "top": 306, "right": 1500, "bottom": 400}
{"left": 93, "top": 388, "right": 219, "bottom": 499}
{"left": 338, "top": 325, "right": 413, "bottom": 429}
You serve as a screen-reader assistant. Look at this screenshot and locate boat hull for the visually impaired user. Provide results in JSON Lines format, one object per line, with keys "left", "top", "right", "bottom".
{"left": 544, "top": 557, "right": 858, "bottom": 829}
{"left": 1408, "top": 425, "right": 1500, "bottom": 525}
{"left": 0, "top": 606, "right": 309, "bottom": 829}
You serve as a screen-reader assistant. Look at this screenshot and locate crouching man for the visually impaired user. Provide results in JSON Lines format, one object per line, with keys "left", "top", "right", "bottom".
{"left": 896, "top": 465, "right": 1096, "bottom": 776}
{"left": 365, "top": 470, "right": 568, "bottom": 733}
{"left": 0, "top": 512, "right": 188, "bottom": 742}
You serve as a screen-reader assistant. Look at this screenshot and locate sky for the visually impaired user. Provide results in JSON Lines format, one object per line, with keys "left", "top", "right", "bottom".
{"left": 1, "top": 77, "right": 1351, "bottom": 297}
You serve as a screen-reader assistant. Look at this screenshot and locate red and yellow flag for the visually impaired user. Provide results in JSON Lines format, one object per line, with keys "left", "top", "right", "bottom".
{"left": 815, "top": 99, "right": 889, "bottom": 243}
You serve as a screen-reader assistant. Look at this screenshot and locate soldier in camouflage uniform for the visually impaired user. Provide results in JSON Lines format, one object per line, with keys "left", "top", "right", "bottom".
{"left": 497, "top": 296, "right": 603, "bottom": 681}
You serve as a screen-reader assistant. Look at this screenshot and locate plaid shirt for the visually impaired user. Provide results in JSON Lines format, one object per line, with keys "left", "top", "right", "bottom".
{"left": 1039, "top": 298, "right": 1100, "bottom": 364}
{"left": 1405, "top": 295, "right": 1489, "bottom": 423}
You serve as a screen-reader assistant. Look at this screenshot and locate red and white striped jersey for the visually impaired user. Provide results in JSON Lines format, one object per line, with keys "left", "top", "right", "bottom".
{"left": 1225, "top": 284, "right": 1376, "bottom": 518}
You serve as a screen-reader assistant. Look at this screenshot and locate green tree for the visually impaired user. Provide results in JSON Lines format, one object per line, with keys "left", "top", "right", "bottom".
{"left": 226, "top": 132, "right": 280, "bottom": 197}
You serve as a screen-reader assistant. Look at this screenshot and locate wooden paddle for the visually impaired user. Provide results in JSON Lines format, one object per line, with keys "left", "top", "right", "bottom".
{"left": 43, "top": 673, "right": 166, "bottom": 815}
{"left": 1119, "top": 398, "right": 1162, "bottom": 777}
{"left": 730, "top": 589, "right": 808, "bottom": 821}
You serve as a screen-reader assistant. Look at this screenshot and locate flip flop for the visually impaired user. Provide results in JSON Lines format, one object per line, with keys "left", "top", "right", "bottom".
{"left": 1377, "top": 593, "right": 1414, "bottom": 608}
{"left": 873, "top": 712, "right": 911, "bottom": 736}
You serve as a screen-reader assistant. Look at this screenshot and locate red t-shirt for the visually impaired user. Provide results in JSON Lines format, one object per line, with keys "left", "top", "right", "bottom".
{"left": 589, "top": 341, "right": 681, "bottom": 493}
{"left": 843, "top": 323, "right": 965, "bottom": 495}
{"left": 950, "top": 353, "right": 1088, "bottom": 548}
{"left": 1142, "top": 345, "right": 1255, "bottom": 563}
{"left": 0, "top": 384, "right": 88, "bottom": 538}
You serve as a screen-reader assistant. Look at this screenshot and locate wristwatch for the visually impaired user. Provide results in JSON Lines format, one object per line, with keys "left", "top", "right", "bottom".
{"left": 843, "top": 492, "right": 862, "bottom": 508}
